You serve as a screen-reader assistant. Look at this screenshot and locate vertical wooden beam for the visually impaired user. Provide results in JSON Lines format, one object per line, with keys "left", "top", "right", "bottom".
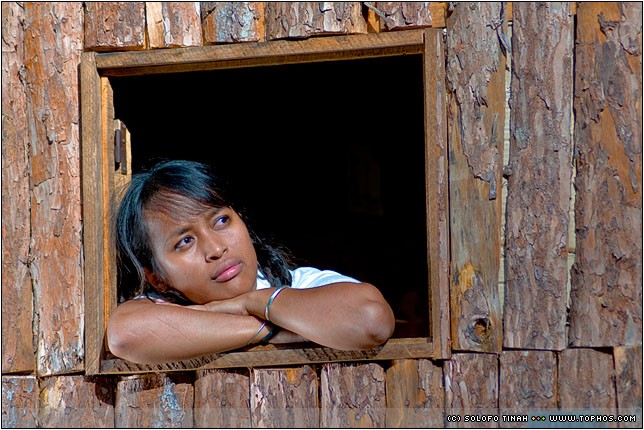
{"left": 385, "top": 359, "right": 444, "bottom": 427}
{"left": 195, "top": 369, "right": 251, "bottom": 428}
{"left": 115, "top": 373, "right": 194, "bottom": 428}
{"left": 444, "top": 353, "right": 498, "bottom": 428}
{"left": 2, "top": 376, "right": 38, "bottom": 428}
{"left": 504, "top": 2, "right": 574, "bottom": 351}
{"left": 558, "top": 348, "right": 617, "bottom": 415}
{"left": 445, "top": 2, "right": 506, "bottom": 353}
{"left": 146, "top": 2, "right": 203, "bottom": 48}
{"left": 84, "top": 2, "right": 146, "bottom": 52}
{"left": 39, "top": 375, "right": 115, "bottom": 428}
{"left": 23, "top": 1, "right": 85, "bottom": 376}
{"left": 265, "top": 2, "right": 367, "bottom": 40}
{"left": 201, "top": 2, "right": 265, "bottom": 44}
{"left": 81, "top": 50, "right": 106, "bottom": 376}
{"left": 424, "top": 28, "right": 451, "bottom": 359}
{"left": 376, "top": 2, "right": 436, "bottom": 30}
{"left": 570, "top": 1, "right": 642, "bottom": 347}
{"left": 320, "top": 363, "right": 386, "bottom": 427}
{"left": 613, "top": 346, "right": 643, "bottom": 427}
{"left": 499, "top": 351, "right": 557, "bottom": 427}
{"left": 1, "top": 1, "right": 34, "bottom": 373}
{"left": 250, "top": 366, "right": 319, "bottom": 428}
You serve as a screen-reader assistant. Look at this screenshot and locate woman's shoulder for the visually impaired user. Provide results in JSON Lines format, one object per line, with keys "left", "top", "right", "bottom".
{"left": 289, "top": 266, "right": 359, "bottom": 289}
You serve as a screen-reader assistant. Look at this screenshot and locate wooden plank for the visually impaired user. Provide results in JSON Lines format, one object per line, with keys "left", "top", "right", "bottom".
{"left": 99, "top": 338, "right": 433, "bottom": 374}
{"left": 558, "top": 348, "right": 617, "bottom": 417}
{"left": 570, "top": 2, "right": 642, "bottom": 347}
{"left": 201, "top": 2, "right": 265, "bottom": 44}
{"left": 23, "top": 1, "right": 85, "bottom": 376}
{"left": 251, "top": 366, "right": 319, "bottom": 428}
{"left": 84, "top": 2, "right": 146, "bottom": 52}
{"left": 445, "top": 2, "right": 505, "bottom": 353}
{"left": 504, "top": 2, "right": 574, "bottom": 351}
{"left": 115, "top": 373, "right": 194, "bottom": 428}
{"left": 614, "top": 346, "right": 643, "bottom": 427}
{"left": 320, "top": 362, "right": 386, "bottom": 427}
{"left": 1, "top": 1, "right": 34, "bottom": 374}
{"left": 444, "top": 353, "right": 499, "bottom": 428}
{"left": 424, "top": 28, "right": 451, "bottom": 359}
{"left": 95, "top": 29, "right": 425, "bottom": 76}
{"left": 375, "top": 2, "right": 445, "bottom": 30}
{"left": 385, "top": 359, "right": 444, "bottom": 427}
{"left": 1, "top": 376, "right": 38, "bottom": 428}
{"left": 146, "top": 2, "right": 202, "bottom": 48}
{"left": 265, "top": 1, "right": 367, "bottom": 40}
{"left": 81, "top": 50, "right": 107, "bottom": 376}
{"left": 194, "top": 369, "right": 251, "bottom": 428}
{"left": 499, "top": 351, "right": 557, "bottom": 427}
{"left": 39, "top": 375, "right": 115, "bottom": 428}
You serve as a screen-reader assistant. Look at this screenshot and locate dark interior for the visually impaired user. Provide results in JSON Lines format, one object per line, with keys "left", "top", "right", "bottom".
{"left": 110, "top": 54, "right": 429, "bottom": 337}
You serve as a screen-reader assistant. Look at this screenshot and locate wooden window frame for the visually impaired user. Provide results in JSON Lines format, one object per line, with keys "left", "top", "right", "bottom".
{"left": 81, "top": 29, "right": 450, "bottom": 375}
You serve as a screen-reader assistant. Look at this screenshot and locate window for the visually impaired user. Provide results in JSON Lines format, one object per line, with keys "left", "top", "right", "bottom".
{"left": 81, "top": 29, "right": 450, "bottom": 375}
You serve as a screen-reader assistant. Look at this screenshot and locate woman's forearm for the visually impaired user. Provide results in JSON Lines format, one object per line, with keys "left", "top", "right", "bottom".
{"left": 245, "top": 283, "right": 395, "bottom": 350}
{"left": 106, "top": 299, "right": 267, "bottom": 364}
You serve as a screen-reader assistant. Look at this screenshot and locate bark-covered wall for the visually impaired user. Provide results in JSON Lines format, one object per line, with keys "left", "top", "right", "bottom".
{"left": 2, "top": 2, "right": 641, "bottom": 428}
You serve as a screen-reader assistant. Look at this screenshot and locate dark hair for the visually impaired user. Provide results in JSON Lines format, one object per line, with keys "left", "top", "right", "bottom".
{"left": 114, "top": 159, "right": 293, "bottom": 303}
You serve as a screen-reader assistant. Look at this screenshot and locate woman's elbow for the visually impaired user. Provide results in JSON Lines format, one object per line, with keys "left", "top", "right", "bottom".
{"left": 360, "top": 299, "right": 396, "bottom": 347}
{"left": 106, "top": 317, "right": 143, "bottom": 362}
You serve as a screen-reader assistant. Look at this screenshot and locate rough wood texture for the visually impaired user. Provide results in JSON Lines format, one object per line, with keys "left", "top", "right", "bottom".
{"left": 80, "top": 51, "right": 107, "bottom": 376}
{"left": 424, "top": 28, "right": 451, "bottom": 359}
{"left": 504, "top": 2, "right": 574, "bottom": 351}
{"left": 444, "top": 353, "right": 498, "bottom": 428}
{"left": 84, "top": 2, "right": 146, "bottom": 51}
{"left": 446, "top": 2, "right": 506, "bottom": 353}
{"left": 251, "top": 366, "right": 319, "bottom": 428}
{"left": 499, "top": 351, "right": 557, "bottom": 427}
{"left": 320, "top": 362, "right": 386, "bottom": 427}
{"left": 95, "top": 29, "right": 424, "bottom": 76}
{"left": 115, "top": 373, "right": 194, "bottom": 428}
{"left": 2, "top": 376, "right": 38, "bottom": 428}
{"left": 614, "top": 346, "right": 643, "bottom": 427}
{"left": 99, "top": 338, "right": 433, "bottom": 374}
{"left": 38, "top": 375, "right": 114, "bottom": 428}
{"left": 194, "top": 369, "right": 251, "bottom": 428}
{"left": 146, "top": 2, "right": 202, "bottom": 48}
{"left": 559, "top": 348, "right": 617, "bottom": 417}
{"left": 201, "top": 2, "right": 265, "bottom": 43}
{"left": 375, "top": 2, "right": 436, "bottom": 30}
{"left": 570, "top": 2, "right": 642, "bottom": 347}
{"left": 23, "top": 1, "right": 85, "bottom": 376}
{"left": 265, "top": 2, "right": 367, "bottom": 40}
{"left": 385, "top": 359, "right": 444, "bottom": 427}
{"left": 1, "top": 1, "right": 34, "bottom": 374}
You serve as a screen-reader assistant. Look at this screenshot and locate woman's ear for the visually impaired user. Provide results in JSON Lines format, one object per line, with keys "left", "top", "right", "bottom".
{"left": 144, "top": 268, "right": 167, "bottom": 292}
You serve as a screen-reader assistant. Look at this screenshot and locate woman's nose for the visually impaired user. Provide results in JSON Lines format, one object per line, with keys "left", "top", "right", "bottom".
{"left": 203, "top": 234, "right": 226, "bottom": 261}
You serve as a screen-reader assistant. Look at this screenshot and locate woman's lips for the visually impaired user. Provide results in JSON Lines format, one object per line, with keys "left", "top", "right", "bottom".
{"left": 213, "top": 262, "right": 242, "bottom": 283}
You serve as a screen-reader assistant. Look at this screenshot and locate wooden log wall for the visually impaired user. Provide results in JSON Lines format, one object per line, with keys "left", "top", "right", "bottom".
{"left": 1, "top": 2, "right": 641, "bottom": 428}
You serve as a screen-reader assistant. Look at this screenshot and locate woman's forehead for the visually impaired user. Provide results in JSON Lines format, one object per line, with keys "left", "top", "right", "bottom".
{"left": 144, "top": 191, "right": 222, "bottom": 221}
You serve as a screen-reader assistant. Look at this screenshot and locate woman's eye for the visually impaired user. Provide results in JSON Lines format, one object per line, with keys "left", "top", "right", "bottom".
{"left": 214, "top": 215, "right": 230, "bottom": 228}
{"left": 175, "top": 236, "right": 193, "bottom": 250}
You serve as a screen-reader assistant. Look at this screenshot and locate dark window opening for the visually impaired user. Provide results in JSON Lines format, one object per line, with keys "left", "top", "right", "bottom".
{"left": 110, "top": 54, "right": 429, "bottom": 338}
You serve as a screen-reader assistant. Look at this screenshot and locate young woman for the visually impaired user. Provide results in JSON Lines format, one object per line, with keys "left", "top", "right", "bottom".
{"left": 107, "top": 159, "right": 395, "bottom": 364}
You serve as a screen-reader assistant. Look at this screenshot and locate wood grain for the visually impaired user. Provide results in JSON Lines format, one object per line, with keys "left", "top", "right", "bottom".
{"left": 570, "top": 1, "right": 642, "bottom": 347}
{"left": 504, "top": 2, "right": 574, "bottom": 350}
{"left": 23, "top": 1, "right": 85, "bottom": 376}
{"left": 320, "top": 362, "right": 386, "bottom": 427}
{"left": 194, "top": 369, "right": 251, "bottom": 428}
{"left": 1, "top": 376, "right": 38, "bottom": 428}
{"left": 146, "top": 2, "right": 202, "bottom": 48}
{"left": 84, "top": 2, "right": 146, "bottom": 51}
{"left": 1, "top": 1, "right": 34, "bottom": 373}
{"left": 446, "top": 2, "right": 506, "bottom": 353}
{"left": 201, "top": 2, "right": 265, "bottom": 44}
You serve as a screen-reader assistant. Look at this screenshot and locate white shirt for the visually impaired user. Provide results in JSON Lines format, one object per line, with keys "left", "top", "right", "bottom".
{"left": 256, "top": 266, "right": 359, "bottom": 290}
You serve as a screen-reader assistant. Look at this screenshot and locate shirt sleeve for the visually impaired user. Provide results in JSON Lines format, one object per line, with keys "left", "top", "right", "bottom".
{"left": 289, "top": 266, "right": 360, "bottom": 290}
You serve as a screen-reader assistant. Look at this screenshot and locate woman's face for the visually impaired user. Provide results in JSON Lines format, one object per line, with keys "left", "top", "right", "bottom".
{"left": 143, "top": 197, "right": 258, "bottom": 304}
